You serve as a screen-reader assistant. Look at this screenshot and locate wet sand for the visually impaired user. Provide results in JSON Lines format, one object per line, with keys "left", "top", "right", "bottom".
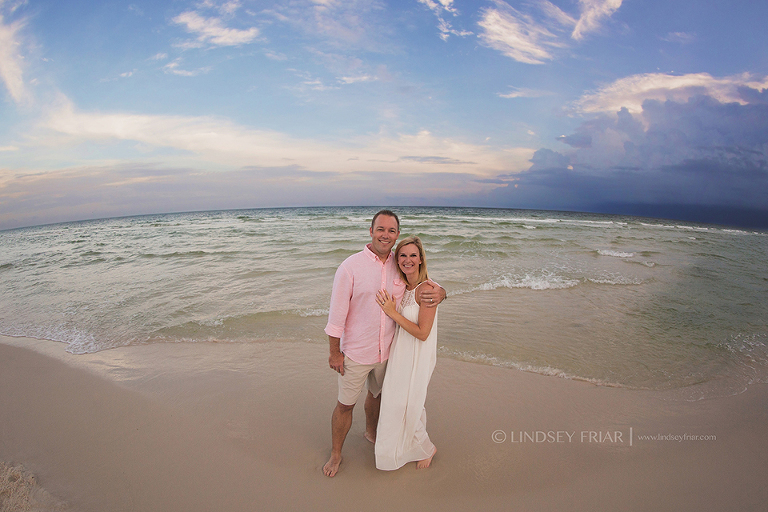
{"left": 1, "top": 335, "right": 766, "bottom": 511}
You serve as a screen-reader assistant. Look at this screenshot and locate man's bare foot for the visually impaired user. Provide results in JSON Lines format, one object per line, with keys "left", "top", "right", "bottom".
{"left": 364, "top": 430, "right": 376, "bottom": 444}
{"left": 323, "top": 454, "right": 342, "bottom": 477}
{"left": 416, "top": 447, "right": 436, "bottom": 469}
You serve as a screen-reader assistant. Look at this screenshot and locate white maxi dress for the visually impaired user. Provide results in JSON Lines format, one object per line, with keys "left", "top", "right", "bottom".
{"left": 375, "top": 284, "right": 437, "bottom": 470}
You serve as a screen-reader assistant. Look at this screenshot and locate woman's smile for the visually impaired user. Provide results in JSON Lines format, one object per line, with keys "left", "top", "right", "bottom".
{"left": 398, "top": 244, "right": 421, "bottom": 277}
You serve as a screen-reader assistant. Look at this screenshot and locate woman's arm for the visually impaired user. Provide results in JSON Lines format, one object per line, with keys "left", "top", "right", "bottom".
{"left": 376, "top": 288, "right": 437, "bottom": 341}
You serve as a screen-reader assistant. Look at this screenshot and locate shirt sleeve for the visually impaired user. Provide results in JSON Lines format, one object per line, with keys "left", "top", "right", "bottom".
{"left": 324, "top": 263, "right": 353, "bottom": 338}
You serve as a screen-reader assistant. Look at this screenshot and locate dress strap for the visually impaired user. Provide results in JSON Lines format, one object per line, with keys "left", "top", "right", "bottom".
{"left": 409, "top": 280, "right": 430, "bottom": 306}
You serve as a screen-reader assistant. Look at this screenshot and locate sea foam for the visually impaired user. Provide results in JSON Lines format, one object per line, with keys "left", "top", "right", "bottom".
{"left": 451, "top": 273, "right": 580, "bottom": 295}
{"left": 597, "top": 249, "right": 635, "bottom": 258}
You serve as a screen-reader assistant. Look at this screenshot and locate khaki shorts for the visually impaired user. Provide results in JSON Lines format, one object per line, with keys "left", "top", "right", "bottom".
{"left": 337, "top": 355, "right": 388, "bottom": 406}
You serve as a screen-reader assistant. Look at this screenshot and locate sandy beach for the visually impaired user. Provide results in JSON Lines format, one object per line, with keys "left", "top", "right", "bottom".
{"left": 1, "top": 334, "right": 767, "bottom": 512}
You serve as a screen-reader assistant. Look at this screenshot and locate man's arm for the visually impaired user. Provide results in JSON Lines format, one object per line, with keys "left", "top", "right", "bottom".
{"left": 325, "top": 263, "right": 352, "bottom": 374}
{"left": 329, "top": 336, "right": 344, "bottom": 375}
{"left": 419, "top": 280, "right": 446, "bottom": 309}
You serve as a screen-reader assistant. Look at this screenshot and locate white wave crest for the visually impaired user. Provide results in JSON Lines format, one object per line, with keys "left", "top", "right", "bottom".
{"left": 514, "top": 274, "right": 579, "bottom": 290}
{"left": 437, "top": 346, "right": 625, "bottom": 387}
{"left": 597, "top": 249, "right": 635, "bottom": 258}
{"left": 451, "top": 273, "right": 579, "bottom": 295}
{"left": 196, "top": 318, "right": 224, "bottom": 327}
{"left": 587, "top": 275, "right": 644, "bottom": 285}
{"left": 295, "top": 308, "right": 329, "bottom": 317}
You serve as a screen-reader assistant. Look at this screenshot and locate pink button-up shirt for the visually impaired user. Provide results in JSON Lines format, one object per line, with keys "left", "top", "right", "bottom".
{"left": 325, "top": 244, "right": 406, "bottom": 364}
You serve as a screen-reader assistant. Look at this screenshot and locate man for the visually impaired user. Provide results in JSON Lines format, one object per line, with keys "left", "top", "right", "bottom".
{"left": 322, "top": 210, "right": 445, "bottom": 477}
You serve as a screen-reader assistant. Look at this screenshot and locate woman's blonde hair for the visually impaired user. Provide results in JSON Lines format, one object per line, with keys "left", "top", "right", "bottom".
{"left": 394, "top": 236, "right": 429, "bottom": 285}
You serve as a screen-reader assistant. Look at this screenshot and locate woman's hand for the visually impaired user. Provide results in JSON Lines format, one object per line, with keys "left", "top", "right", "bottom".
{"left": 376, "top": 289, "right": 397, "bottom": 318}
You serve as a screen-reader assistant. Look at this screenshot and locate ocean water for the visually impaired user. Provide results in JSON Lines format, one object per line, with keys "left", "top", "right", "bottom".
{"left": 1, "top": 206, "right": 767, "bottom": 399}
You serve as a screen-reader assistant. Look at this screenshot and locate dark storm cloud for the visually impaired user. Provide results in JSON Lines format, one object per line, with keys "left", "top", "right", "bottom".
{"left": 478, "top": 91, "right": 768, "bottom": 228}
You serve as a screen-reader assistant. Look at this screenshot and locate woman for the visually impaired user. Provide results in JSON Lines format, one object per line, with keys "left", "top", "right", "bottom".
{"left": 374, "top": 235, "right": 438, "bottom": 470}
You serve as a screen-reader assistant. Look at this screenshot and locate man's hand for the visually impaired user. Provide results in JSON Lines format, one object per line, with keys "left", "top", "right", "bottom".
{"left": 420, "top": 281, "right": 446, "bottom": 309}
{"left": 329, "top": 336, "right": 345, "bottom": 375}
{"left": 329, "top": 351, "right": 345, "bottom": 375}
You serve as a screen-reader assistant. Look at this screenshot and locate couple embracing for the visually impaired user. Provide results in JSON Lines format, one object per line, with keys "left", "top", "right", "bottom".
{"left": 323, "top": 210, "right": 446, "bottom": 477}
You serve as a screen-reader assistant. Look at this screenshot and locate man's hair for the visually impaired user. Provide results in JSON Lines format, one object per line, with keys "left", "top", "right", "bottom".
{"left": 371, "top": 209, "right": 400, "bottom": 231}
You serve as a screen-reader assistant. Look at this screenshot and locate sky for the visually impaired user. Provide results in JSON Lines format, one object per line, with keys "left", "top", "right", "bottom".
{"left": 1, "top": 0, "right": 767, "bottom": 230}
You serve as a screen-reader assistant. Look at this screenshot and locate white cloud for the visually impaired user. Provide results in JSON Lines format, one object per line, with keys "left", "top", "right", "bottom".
{"left": 436, "top": 17, "right": 472, "bottom": 41}
{"left": 418, "top": 0, "right": 472, "bottom": 41}
{"left": 1, "top": 1, "right": 27, "bottom": 15}
{"left": 498, "top": 87, "right": 552, "bottom": 99}
{"left": 477, "top": 3, "right": 563, "bottom": 65}
{"left": 539, "top": 0, "right": 577, "bottom": 28}
{"left": 127, "top": 4, "right": 144, "bottom": 16}
{"left": 293, "top": 50, "right": 380, "bottom": 88}
{"left": 269, "top": 0, "right": 390, "bottom": 50}
{"left": 264, "top": 50, "right": 287, "bottom": 61}
{"left": 339, "top": 75, "right": 375, "bottom": 84}
{"left": 99, "top": 70, "right": 137, "bottom": 83}
{"left": 478, "top": 0, "right": 623, "bottom": 63}
{"left": 194, "top": 0, "right": 243, "bottom": 16}
{"left": 418, "top": 0, "right": 456, "bottom": 15}
{"left": 661, "top": 31, "right": 696, "bottom": 44}
{"left": 218, "top": 1, "right": 242, "bottom": 16}
{"left": 37, "top": 97, "right": 532, "bottom": 178}
{"left": 311, "top": 0, "right": 338, "bottom": 7}
{"left": 0, "top": 13, "right": 31, "bottom": 105}
{"left": 574, "top": 72, "right": 768, "bottom": 114}
{"left": 172, "top": 11, "right": 259, "bottom": 47}
{"left": 163, "top": 59, "right": 211, "bottom": 77}
{"left": 0, "top": 95, "right": 533, "bottom": 228}
{"left": 301, "top": 78, "right": 336, "bottom": 91}
{"left": 571, "top": 0, "right": 622, "bottom": 41}
{"left": 309, "top": 49, "right": 365, "bottom": 75}
{"left": 289, "top": 69, "right": 337, "bottom": 91}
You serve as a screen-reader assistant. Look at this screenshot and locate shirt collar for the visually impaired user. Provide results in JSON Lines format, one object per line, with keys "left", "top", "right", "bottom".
{"left": 364, "top": 243, "right": 392, "bottom": 264}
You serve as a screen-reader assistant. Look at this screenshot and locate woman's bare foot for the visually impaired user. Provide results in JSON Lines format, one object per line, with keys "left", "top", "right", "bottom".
{"left": 416, "top": 447, "right": 436, "bottom": 469}
{"left": 364, "top": 430, "right": 376, "bottom": 444}
{"left": 323, "top": 454, "right": 342, "bottom": 477}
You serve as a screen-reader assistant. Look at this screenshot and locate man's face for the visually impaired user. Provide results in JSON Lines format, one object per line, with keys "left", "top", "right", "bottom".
{"left": 369, "top": 215, "right": 400, "bottom": 258}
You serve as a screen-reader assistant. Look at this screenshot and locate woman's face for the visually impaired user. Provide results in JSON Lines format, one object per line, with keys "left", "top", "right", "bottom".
{"left": 397, "top": 243, "right": 421, "bottom": 278}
